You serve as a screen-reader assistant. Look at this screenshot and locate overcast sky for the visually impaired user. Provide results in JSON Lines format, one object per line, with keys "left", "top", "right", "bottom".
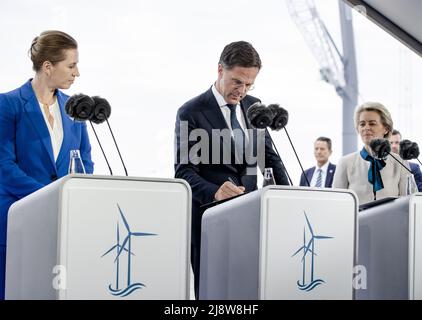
{"left": 1, "top": 0, "right": 421, "bottom": 185}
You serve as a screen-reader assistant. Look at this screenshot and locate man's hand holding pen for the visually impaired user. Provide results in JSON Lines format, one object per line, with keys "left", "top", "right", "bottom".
{"left": 214, "top": 177, "right": 245, "bottom": 201}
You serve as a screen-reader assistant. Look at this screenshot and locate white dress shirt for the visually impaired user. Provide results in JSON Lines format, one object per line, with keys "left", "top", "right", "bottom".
{"left": 211, "top": 84, "right": 249, "bottom": 144}
{"left": 310, "top": 161, "right": 329, "bottom": 187}
{"left": 38, "top": 99, "right": 63, "bottom": 161}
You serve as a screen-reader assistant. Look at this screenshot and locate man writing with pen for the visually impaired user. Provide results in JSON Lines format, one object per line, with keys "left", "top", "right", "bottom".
{"left": 174, "top": 41, "right": 289, "bottom": 299}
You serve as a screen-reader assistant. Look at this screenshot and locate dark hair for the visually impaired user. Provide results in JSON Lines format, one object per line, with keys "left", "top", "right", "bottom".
{"left": 392, "top": 129, "right": 401, "bottom": 137}
{"left": 29, "top": 30, "right": 78, "bottom": 72}
{"left": 315, "top": 136, "right": 332, "bottom": 151}
{"left": 219, "top": 41, "right": 262, "bottom": 70}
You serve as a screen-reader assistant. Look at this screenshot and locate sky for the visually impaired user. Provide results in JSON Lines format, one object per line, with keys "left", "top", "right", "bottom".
{"left": 1, "top": 0, "right": 421, "bottom": 185}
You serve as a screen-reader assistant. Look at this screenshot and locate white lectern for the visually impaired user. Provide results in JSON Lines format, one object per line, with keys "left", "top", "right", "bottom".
{"left": 5, "top": 174, "right": 191, "bottom": 300}
{"left": 410, "top": 194, "right": 422, "bottom": 300}
{"left": 199, "top": 186, "right": 358, "bottom": 300}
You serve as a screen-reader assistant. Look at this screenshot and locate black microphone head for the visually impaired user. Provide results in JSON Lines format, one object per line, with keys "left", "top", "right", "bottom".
{"left": 246, "top": 102, "right": 274, "bottom": 129}
{"left": 399, "top": 139, "right": 420, "bottom": 160}
{"left": 65, "top": 94, "right": 95, "bottom": 121}
{"left": 91, "top": 96, "right": 112, "bottom": 124}
{"left": 369, "top": 138, "right": 391, "bottom": 160}
{"left": 267, "top": 104, "right": 289, "bottom": 131}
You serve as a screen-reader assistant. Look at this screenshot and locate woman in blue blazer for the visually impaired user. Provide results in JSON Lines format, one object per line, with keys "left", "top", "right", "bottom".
{"left": 0, "top": 30, "right": 94, "bottom": 299}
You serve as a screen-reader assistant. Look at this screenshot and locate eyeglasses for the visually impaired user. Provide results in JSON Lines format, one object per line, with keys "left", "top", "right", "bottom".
{"left": 231, "top": 78, "right": 255, "bottom": 91}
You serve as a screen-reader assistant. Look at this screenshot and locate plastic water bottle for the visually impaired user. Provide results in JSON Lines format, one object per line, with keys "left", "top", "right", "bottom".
{"left": 69, "top": 149, "right": 86, "bottom": 174}
{"left": 263, "top": 167, "right": 276, "bottom": 187}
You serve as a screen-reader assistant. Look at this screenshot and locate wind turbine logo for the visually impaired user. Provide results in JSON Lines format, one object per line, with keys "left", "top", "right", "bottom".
{"left": 101, "top": 204, "right": 157, "bottom": 297}
{"left": 291, "top": 211, "right": 333, "bottom": 292}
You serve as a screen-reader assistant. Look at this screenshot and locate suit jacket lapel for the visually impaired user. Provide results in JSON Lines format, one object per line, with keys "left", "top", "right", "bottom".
{"left": 240, "top": 99, "right": 258, "bottom": 160}
{"left": 55, "top": 90, "right": 72, "bottom": 167}
{"left": 201, "top": 88, "right": 233, "bottom": 157}
{"left": 307, "top": 167, "right": 315, "bottom": 184}
{"left": 20, "top": 80, "right": 56, "bottom": 170}
{"left": 201, "top": 88, "right": 229, "bottom": 131}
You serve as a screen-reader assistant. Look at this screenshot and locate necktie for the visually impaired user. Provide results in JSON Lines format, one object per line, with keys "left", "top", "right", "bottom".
{"left": 226, "top": 104, "right": 245, "bottom": 160}
{"left": 315, "top": 168, "right": 323, "bottom": 187}
{"left": 42, "top": 103, "right": 54, "bottom": 129}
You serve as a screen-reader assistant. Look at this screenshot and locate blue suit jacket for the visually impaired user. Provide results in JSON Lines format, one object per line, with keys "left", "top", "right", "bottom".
{"left": 299, "top": 163, "right": 336, "bottom": 187}
{"left": 410, "top": 162, "right": 422, "bottom": 192}
{"left": 0, "top": 80, "right": 94, "bottom": 245}
{"left": 174, "top": 87, "right": 289, "bottom": 247}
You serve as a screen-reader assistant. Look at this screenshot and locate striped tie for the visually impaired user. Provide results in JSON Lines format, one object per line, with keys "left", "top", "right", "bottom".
{"left": 315, "top": 168, "right": 323, "bottom": 188}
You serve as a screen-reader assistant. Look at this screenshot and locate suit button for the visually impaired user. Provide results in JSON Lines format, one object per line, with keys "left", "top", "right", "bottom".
{"left": 51, "top": 174, "right": 57, "bottom": 181}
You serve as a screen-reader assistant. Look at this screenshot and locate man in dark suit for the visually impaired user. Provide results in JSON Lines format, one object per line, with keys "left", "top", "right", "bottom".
{"left": 174, "top": 41, "right": 289, "bottom": 298}
{"left": 300, "top": 137, "right": 336, "bottom": 188}
{"left": 389, "top": 130, "right": 422, "bottom": 191}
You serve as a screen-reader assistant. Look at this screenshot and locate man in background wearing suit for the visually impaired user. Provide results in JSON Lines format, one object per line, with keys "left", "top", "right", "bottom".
{"left": 300, "top": 137, "right": 336, "bottom": 188}
{"left": 174, "top": 41, "right": 289, "bottom": 298}
{"left": 389, "top": 129, "right": 422, "bottom": 191}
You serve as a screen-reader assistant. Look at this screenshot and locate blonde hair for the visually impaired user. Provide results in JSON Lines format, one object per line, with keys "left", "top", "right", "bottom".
{"left": 354, "top": 102, "right": 393, "bottom": 138}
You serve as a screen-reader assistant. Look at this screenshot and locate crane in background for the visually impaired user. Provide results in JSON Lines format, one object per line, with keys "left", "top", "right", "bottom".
{"left": 286, "top": 0, "right": 359, "bottom": 155}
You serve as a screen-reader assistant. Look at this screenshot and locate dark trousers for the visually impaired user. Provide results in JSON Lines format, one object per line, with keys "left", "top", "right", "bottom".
{"left": 191, "top": 243, "right": 200, "bottom": 299}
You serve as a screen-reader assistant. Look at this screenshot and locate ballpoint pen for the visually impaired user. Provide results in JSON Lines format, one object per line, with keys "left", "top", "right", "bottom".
{"left": 228, "top": 177, "right": 237, "bottom": 186}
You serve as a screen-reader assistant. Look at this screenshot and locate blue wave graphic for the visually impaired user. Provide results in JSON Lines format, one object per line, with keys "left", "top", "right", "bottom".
{"left": 108, "top": 283, "right": 145, "bottom": 297}
{"left": 297, "top": 279, "right": 325, "bottom": 292}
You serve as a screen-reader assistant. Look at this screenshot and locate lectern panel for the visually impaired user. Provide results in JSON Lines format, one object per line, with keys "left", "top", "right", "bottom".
{"left": 259, "top": 189, "right": 357, "bottom": 300}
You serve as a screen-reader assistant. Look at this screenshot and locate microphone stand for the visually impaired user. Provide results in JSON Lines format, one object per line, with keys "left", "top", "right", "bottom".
{"left": 89, "top": 121, "right": 113, "bottom": 176}
{"left": 283, "top": 127, "right": 311, "bottom": 187}
{"left": 372, "top": 159, "right": 376, "bottom": 201}
{"left": 265, "top": 129, "right": 293, "bottom": 186}
{"left": 388, "top": 152, "right": 413, "bottom": 174}
{"left": 105, "top": 118, "right": 128, "bottom": 176}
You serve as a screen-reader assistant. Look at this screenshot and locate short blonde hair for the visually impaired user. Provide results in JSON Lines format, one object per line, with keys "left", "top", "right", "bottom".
{"left": 354, "top": 102, "right": 393, "bottom": 139}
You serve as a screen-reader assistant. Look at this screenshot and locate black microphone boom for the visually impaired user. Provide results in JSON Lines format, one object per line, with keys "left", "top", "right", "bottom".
{"left": 370, "top": 138, "right": 413, "bottom": 174}
{"left": 400, "top": 139, "right": 422, "bottom": 166}
{"left": 246, "top": 102, "right": 274, "bottom": 129}
{"left": 267, "top": 104, "right": 288, "bottom": 131}
{"left": 92, "top": 96, "right": 128, "bottom": 176}
{"left": 246, "top": 102, "right": 293, "bottom": 185}
{"left": 267, "top": 104, "right": 310, "bottom": 187}
{"left": 65, "top": 94, "right": 113, "bottom": 176}
{"left": 65, "top": 94, "right": 95, "bottom": 121}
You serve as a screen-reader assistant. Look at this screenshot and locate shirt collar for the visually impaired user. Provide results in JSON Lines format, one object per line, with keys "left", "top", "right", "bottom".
{"left": 212, "top": 83, "right": 239, "bottom": 109}
{"left": 316, "top": 161, "right": 329, "bottom": 173}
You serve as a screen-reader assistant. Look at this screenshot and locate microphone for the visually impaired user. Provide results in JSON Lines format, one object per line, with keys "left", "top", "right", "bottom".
{"left": 370, "top": 138, "right": 415, "bottom": 200}
{"left": 91, "top": 96, "right": 111, "bottom": 124}
{"left": 247, "top": 102, "right": 293, "bottom": 186}
{"left": 92, "top": 96, "right": 128, "bottom": 176}
{"left": 400, "top": 140, "right": 422, "bottom": 166}
{"left": 369, "top": 138, "right": 391, "bottom": 160}
{"left": 267, "top": 104, "right": 288, "bottom": 131}
{"left": 65, "top": 94, "right": 113, "bottom": 176}
{"left": 369, "top": 138, "right": 412, "bottom": 174}
{"left": 267, "top": 104, "right": 311, "bottom": 187}
{"left": 65, "top": 94, "right": 95, "bottom": 121}
{"left": 246, "top": 102, "right": 274, "bottom": 129}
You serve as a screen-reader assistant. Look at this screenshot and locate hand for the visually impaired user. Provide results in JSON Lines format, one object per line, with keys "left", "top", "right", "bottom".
{"left": 214, "top": 181, "right": 245, "bottom": 201}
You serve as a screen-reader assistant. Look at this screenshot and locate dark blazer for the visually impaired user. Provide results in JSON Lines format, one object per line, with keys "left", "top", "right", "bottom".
{"left": 0, "top": 80, "right": 94, "bottom": 246}
{"left": 174, "top": 87, "right": 289, "bottom": 247}
{"left": 299, "top": 162, "right": 336, "bottom": 187}
{"left": 410, "top": 162, "right": 422, "bottom": 192}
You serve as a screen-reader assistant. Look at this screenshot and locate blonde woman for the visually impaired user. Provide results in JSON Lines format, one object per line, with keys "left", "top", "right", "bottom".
{"left": 333, "top": 102, "right": 412, "bottom": 204}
